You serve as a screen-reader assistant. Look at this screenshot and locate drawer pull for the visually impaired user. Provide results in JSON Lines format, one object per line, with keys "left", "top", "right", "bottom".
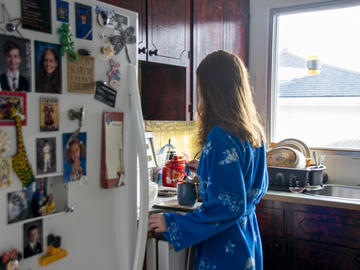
{"left": 273, "top": 241, "right": 281, "bottom": 252}
{"left": 149, "top": 49, "right": 158, "bottom": 56}
{"left": 138, "top": 47, "right": 147, "bottom": 54}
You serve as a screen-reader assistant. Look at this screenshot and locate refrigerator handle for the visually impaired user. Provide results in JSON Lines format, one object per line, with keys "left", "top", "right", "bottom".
{"left": 128, "top": 64, "right": 149, "bottom": 270}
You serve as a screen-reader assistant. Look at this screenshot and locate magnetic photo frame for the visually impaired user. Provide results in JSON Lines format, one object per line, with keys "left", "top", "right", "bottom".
{"left": 0, "top": 34, "right": 31, "bottom": 92}
{"left": 0, "top": 91, "right": 27, "bottom": 126}
{"left": 23, "top": 219, "right": 43, "bottom": 259}
{"left": 36, "top": 137, "right": 57, "bottom": 175}
{"left": 34, "top": 41, "right": 62, "bottom": 94}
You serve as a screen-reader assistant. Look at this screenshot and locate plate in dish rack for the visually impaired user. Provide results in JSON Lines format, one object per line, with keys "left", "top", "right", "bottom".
{"left": 266, "top": 146, "right": 298, "bottom": 168}
{"left": 274, "top": 138, "right": 311, "bottom": 159}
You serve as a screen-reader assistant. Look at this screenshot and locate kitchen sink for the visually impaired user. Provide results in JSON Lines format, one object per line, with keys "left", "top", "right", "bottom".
{"left": 305, "top": 184, "right": 360, "bottom": 201}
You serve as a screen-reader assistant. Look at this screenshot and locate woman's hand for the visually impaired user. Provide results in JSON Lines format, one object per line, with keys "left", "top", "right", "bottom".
{"left": 186, "top": 159, "right": 199, "bottom": 173}
{"left": 149, "top": 213, "right": 168, "bottom": 233}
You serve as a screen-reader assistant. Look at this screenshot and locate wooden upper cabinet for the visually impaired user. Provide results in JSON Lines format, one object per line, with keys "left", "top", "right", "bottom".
{"left": 105, "top": 0, "right": 190, "bottom": 66}
{"left": 192, "top": 0, "right": 250, "bottom": 116}
{"left": 147, "top": 0, "right": 191, "bottom": 66}
{"left": 223, "top": 0, "right": 249, "bottom": 67}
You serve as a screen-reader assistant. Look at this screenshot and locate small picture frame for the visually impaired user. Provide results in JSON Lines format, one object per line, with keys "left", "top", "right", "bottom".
{"left": 36, "top": 137, "right": 57, "bottom": 175}
{"left": 0, "top": 157, "right": 12, "bottom": 189}
{"left": 62, "top": 132, "right": 87, "bottom": 183}
{"left": 75, "top": 3, "right": 93, "bottom": 40}
{"left": 40, "top": 97, "right": 59, "bottom": 131}
{"left": 23, "top": 219, "right": 43, "bottom": 259}
{"left": 56, "top": 0, "right": 69, "bottom": 23}
{"left": 145, "top": 132, "right": 157, "bottom": 168}
{"left": 0, "top": 91, "right": 27, "bottom": 126}
{"left": 8, "top": 191, "right": 27, "bottom": 224}
{"left": 0, "top": 34, "right": 32, "bottom": 92}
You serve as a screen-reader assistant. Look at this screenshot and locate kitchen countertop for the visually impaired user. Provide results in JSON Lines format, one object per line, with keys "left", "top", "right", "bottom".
{"left": 151, "top": 190, "right": 360, "bottom": 213}
{"left": 147, "top": 190, "right": 360, "bottom": 238}
{"left": 263, "top": 190, "right": 360, "bottom": 211}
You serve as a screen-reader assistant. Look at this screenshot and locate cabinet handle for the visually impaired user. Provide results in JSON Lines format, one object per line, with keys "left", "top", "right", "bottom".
{"left": 138, "top": 47, "right": 147, "bottom": 54}
{"left": 273, "top": 241, "right": 281, "bottom": 252}
{"left": 355, "top": 254, "right": 360, "bottom": 265}
{"left": 149, "top": 49, "right": 158, "bottom": 56}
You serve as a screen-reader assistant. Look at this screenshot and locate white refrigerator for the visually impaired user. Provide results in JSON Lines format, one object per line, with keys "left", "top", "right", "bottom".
{"left": 0, "top": 1, "right": 148, "bottom": 270}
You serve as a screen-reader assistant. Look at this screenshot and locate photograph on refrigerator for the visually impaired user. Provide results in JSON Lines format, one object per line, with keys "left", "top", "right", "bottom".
{"left": 75, "top": 3, "right": 92, "bottom": 40}
{"left": 23, "top": 219, "right": 43, "bottom": 259}
{"left": 0, "top": 34, "right": 31, "bottom": 92}
{"left": 40, "top": 97, "right": 59, "bottom": 132}
{"left": 63, "top": 132, "right": 87, "bottom": 183}
{"left": 36, "top": 137, "right": 56, "bottom": 175}
{"left": 0, "top": 157, "right": 12, "bottom": 189}
{"left": 56, "top": 0, "right": 69, "bottom": 23}
{"left": 34, "top": 41, "right": 62, "bottom": 94}
{"left": 7, "top": 190, "right": 27, "bottom": 224}
{"left": 0, "top": 91, "right": 27, "bottom": 125}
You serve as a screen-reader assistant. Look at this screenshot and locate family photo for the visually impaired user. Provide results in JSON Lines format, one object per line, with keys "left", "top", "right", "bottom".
{"left": 0, "top": 34, "right": 31, "bottom": 92}
{"left": 35, "top": 41, "right": 62, "bottom": 94}
{"left": 63, "top": 132, "right": 87, "bottom": 183}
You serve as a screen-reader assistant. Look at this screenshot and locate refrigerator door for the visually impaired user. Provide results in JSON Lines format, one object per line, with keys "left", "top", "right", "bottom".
{"left": 128, "top": 64, "right": 149, "bottom": 270}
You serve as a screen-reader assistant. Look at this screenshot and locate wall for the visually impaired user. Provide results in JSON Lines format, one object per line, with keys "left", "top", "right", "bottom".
{"left": 249, "top": 0, "right": 360, "bottom": 184}
{"left": 145, "top": 121, "right": 200, "bottom": 164}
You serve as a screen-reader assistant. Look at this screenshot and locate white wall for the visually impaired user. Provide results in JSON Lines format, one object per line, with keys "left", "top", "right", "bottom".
{"left": 249, "top": 0, "right": 360, "bottom": 185}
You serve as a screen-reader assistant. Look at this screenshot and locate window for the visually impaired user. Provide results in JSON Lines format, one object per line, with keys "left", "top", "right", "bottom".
{"left": 270, "top": 4, "right": 360, "bottom": 150}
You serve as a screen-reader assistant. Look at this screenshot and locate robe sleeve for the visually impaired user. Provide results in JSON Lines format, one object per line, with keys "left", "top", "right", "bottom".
{"left": 162, "top": 135, "right": 248, "bottom": 252}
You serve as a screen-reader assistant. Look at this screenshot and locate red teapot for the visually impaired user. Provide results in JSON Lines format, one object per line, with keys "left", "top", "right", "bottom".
{"left": 162, "top": 155, "right": 186, "bottom": 187}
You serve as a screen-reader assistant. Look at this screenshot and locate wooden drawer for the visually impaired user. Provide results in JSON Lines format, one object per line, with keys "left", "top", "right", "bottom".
{"left": 291, "top": 210, "right": 360, "bottom": 249}
{"left": 256, "top": 207, "right": 285, "bottom": 237}
{"left": 291, "top": 239, "right": 360, "bottom": 270}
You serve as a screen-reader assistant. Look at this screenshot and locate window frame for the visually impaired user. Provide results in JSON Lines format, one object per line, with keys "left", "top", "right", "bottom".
{"left": 268, "top": 1, "right": 360, "bottom": 156}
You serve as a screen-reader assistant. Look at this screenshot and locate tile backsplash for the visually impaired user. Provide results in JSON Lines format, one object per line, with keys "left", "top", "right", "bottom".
{"left": 145, "top": 121, "right": 201, "bottom": 165}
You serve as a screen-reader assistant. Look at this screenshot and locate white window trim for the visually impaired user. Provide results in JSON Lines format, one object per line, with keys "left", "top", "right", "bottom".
{"left": 268, "top": 0, "right": 360, "bottom": 157}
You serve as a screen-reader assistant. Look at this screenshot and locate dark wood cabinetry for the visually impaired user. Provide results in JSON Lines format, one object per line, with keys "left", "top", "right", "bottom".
{"left": 192, "top": 0, "right": 249, "bottom": 116}
{"left": 147, "top": 0, "right": 191, "bottom": 66}
{"left": 102, "top": 0, "right": 249, "bottom": 121}
{"left": 108, "top": 0, "right": 190, "bottom": 66}
{"left": 257, "top": 200, "right": 360, "bottom": 270}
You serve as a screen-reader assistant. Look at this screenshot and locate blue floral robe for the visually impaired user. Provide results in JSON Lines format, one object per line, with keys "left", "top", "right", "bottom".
{"left": 163, "top": 126, "right": 268, "bottom": 270}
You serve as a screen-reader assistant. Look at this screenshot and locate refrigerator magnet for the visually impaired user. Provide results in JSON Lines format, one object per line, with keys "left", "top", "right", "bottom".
{"left": 94, "top": 81, "right": 117, "bottom": 107}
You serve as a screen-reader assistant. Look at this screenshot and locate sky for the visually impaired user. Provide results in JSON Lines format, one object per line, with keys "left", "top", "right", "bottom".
{"left": 278, "top": 4, "right": 360, "bottom": 72}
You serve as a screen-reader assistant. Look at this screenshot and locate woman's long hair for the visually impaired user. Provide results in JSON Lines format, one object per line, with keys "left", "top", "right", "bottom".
{"left": 196, "top": 50, "right": 265, "bottom": 147}
{"left": 36, "top": 48, "right": 61, "bottom": 93}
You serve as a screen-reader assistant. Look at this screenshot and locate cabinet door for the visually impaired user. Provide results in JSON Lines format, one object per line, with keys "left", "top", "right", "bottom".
{"left": 101, "top": 0, "right": 147, "bottom": 61}
{"left": 291, "top": 239, "right": 360, "bottom": 270}
{"left": 192, "top": 0, "right": 249, "bottom": 117}
{"left": 147, "top": 0, "right": 191, "bottom": 66}
{"left": 262, "top": 237, "right": 288, "bottom": 270}
{"left": 223, "top": 0, "right": 249, "bottom": 66}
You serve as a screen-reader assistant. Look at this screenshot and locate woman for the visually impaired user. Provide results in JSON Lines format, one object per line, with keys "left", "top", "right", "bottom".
{"left": 149, "top": 50, "right": 268, "bottom": 269}
{"left": 36, "top": 48, "right": 61, "bottom": 93}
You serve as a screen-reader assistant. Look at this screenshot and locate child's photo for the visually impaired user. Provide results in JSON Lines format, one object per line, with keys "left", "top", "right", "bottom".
{"left": 0, "top": 34, "right": 31, "bottom": 92}
{"left": 75, "top": 3, "right": 93, "bottom": 40}
{"left": 36, "top": 137, "right": 56, "bottom": 175}
{"left": 23, "top": 219, "right": 43, "bottom": 259}
{"left": 62, "top": 132, "right": 87, "bottom": 182}
{"left": 56, "top": 0, "right": 69, "bottom": 23}
{"left": 8, "top": 191, "right": 27, "bottom": 224}
{"left": 40, "top": 96, "right": 59, "bottom": 132}
{"left": 0, "top": 157, "right": 12, "bottom": 189}
{"left": 34, "top": 41, "right": 62, "bottom": 94}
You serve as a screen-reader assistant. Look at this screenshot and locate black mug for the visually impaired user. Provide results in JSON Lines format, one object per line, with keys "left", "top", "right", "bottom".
{"left": 177, "top": 182, "right": 197, "bottom": 206}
